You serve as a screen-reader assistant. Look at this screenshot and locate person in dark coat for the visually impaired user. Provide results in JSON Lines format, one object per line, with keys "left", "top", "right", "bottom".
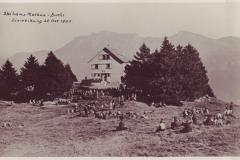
{"left": 180, "top": 120, "right": 193, "bottom": 133}
{"left": 171, "top": 116, "right": 181, "bottom": 130}
{"left": 192, "top": 113, "right": 198, "bottom": 125}
{"left": 116, "top": 115, "right": 127, "bottom": 131}
{"left": 84, "top": 106, "right": 88, "bottom": 117}
{"left": 204, "top": 115, "right": 214, "bottom": 125}
{"left": 229, "top": 102, "right": 234, "bottom": 114}
{"left": 203, "top": 107, "right": 209, "bottom": 115}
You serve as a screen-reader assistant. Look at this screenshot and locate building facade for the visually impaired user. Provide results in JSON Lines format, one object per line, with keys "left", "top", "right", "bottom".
{"left": 88, "top": 47, "right": 129, "bottom": 85}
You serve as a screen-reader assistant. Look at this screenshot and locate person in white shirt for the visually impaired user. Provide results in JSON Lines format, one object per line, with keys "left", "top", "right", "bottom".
{"left": 156, "top": 119, "right": 166, "bottom": 132}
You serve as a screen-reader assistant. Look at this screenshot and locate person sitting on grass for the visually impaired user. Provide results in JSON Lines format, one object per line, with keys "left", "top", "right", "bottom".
{"left": 29, "top": 99, "right": 33, "bottom": 105}
{"left": 116, "top": 115, "right": 127, "bottom": 131}
{"left": 156, "top": 119, "right": 166, "bottom": 132}
{"left": 180, "top": 120, "right": 193, "bottom": 133}
{"left": 214, "top": 117, "right": 224, "bottom": 126}
{"left": 141, "top": 111, "right": 149, "bottom": 119}
{"left": 151, "top": 101, "right": 155, "bottom": 107}
{"left": 39, "top": 99, "right": 44, "bottom": 106}
{"left": 224, "top": 102, "right": 236, "bottom": 118}
{"left": 171, "top": 116, "right": 181, "bottom": 130}
{"left": 161, "top": 102, "right": 165, "bottom": 108}
{"left": 203, "top": 115, "right": 215, "bottom": 125}
{"left": 183, "top": 109, "right": 189, "bottom": 117}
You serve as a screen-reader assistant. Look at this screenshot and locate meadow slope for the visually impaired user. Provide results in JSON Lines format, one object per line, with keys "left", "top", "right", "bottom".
{"left": 0, "top": 99, "right": 239, "bottom": 156}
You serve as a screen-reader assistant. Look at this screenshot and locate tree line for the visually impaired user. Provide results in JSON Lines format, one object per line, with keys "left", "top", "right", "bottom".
{"left": 122, "top": 37, "right": 215, "bottom": 105}
{"left": 0, "top": 51, "right": 77, "bottom": 102}
{"left": 0, "top": 38, "right": 214, "bottom": 104}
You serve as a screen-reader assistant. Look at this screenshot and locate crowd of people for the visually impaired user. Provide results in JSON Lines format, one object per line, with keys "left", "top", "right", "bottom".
{"left": 71, "top": 86, "right": 237, "bottom": 132}
{"left": 71, "top": 87, "right": 171, "bottom": 105}
{"left": 67, "top": 96, "right": 155, "bottom": 121}
{"left": 155, "top": 102, "right": 236, "bottom": 133}
{"left": 69, "top": 89, "right": 235, "bottom": 133}
{"left": 46, "top": 87, "right": 238, "bottom": 133}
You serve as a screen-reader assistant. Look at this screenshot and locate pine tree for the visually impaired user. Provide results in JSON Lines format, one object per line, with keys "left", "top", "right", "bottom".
{"left": 174, "top": 45, "right": 184, "bottom": 99}
{"left": 150, "top": 37, "right": 179, "bottom": 103}
{"left": 123, "top": 43, "right": 152, "bottom": 91}
{"left": 179, "top": 44, "right": 215, "bottom": 100}
{"left": 152, "top": 37, "right": 176, "bottom": 79}
{"left": 20, "top": 54, "right": 41, "bottom": 91}
{"left": 0, "top": 60, "right": 19, "bottom": 99}
{"left": 39, "top": 51, "right": 76, "bottom": 99}
{"left": 134, "top": 43, "right": 151, "bottom": 63}
{"left": 40, "top": 51, "right": 64, "bottom": 97}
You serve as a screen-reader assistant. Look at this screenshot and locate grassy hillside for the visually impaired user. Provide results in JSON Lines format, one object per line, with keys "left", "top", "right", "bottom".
{"left": 0, "top": 98, "right": 239, "bottom": 156}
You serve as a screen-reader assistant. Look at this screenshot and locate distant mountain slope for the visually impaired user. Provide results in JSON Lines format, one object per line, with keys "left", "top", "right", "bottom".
{"left": 8, "top": 50, "right": 49, "bottom": 71}
{"left": 2, "top": 30, "right": 240, "bottom": 102}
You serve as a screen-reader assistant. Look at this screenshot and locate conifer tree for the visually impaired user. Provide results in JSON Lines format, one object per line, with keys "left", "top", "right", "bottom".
{"left": 0, "top": 60, "right": 19, "bottom": 99}
{"left": 124, "top": 43, "right": 152, "bottom": 91}
{"left": 20, "top": 54, "right": 41, "bottom": 91}
{"left": 134, "top": 43, "right": 151, "bottom": 63}
{"left": 39, "top": 51, "right": 76, "bottom": 98}
{"left": 180, "top": 44, "right": 215, "bottom": 100}
{"left": 150, "top": 37, "right": 178, "bottom": 103}
{"left": 40, "top": 51, "right": 65, "bottom": 97}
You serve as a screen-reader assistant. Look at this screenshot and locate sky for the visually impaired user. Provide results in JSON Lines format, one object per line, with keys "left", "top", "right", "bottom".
{"left": 0, "top": 2, "right": 240, "bottom": 58}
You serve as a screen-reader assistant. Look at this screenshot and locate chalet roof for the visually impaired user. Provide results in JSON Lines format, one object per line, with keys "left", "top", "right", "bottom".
{"left": 88, "top": 47, "right": 129, "bottom": 64}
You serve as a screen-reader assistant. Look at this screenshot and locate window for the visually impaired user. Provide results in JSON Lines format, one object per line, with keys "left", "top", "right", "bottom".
{"left": 107, "top": 73, "right": 110, "bottom": 77}
{"left": 102, "top": 54, "right": 110, "bottom": 60}
{"left": 106, "top": 64, "right": 110, "bottom": 69}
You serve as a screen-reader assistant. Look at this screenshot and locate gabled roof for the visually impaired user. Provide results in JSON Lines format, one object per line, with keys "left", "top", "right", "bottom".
{"left": 88, "top": 47, "right": 129, "bottom": 64}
